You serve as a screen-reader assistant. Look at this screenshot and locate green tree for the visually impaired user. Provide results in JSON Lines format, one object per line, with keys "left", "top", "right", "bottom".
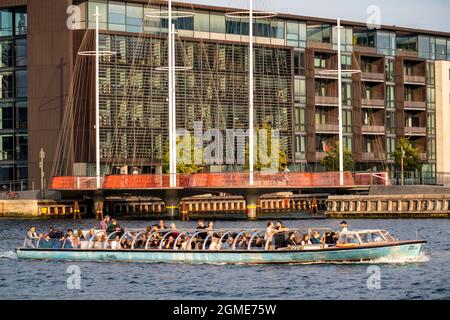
{"left": 162, "top": 136, "right": 203, "bottom": 174}
{"left": 244, "top": 123, "right": 288, "bottom": 172}
{"left": 320, "top": 142, "right": 354, "bottom": 172}
{"left": 393, "top": 137, "right": 422, "bottom": 172}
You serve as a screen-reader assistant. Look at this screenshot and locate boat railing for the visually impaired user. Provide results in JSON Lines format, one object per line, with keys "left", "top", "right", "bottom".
{"left": 264, "top": 228, "right": 335, "bottom": 251}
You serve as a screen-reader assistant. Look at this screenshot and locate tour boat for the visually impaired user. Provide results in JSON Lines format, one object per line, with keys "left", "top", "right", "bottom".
{"left": 16, "top": 228, "right": 426, "bottom": 265}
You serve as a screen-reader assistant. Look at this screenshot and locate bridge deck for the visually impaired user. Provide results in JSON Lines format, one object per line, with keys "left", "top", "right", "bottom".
{"left": 49, "top": 172, "right": 389, "bottom": 191}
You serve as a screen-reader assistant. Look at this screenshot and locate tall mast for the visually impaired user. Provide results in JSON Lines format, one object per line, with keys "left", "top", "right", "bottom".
{"left": 249, "top": 0, "right": 254, "bottom": 186}
{"left": 168, "top": 0, "right": 176, "bottom": 187}
{"left": 95, "top": 6, "right": 101, "bottom": 189}
{"left": 337, "top": 18, "right": 344, "bottom": 186}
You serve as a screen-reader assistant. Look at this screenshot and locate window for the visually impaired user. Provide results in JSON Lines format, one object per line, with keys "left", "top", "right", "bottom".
{"left": 386, "top": 85, "right": 395, "bottom": 109}
{"left": 0, "top": 102, "right": 13, "bottom": 130}
{"left": 418, "top": 35, "right": 430, "bottom": 59}
{"left": 342, "top": 82, "right": 352, "bottom": 106}
{"left": 427, "top": 137, "right": 436, "bottom": 160}
{"left": 0, "top": 10, "right": 13, "bottom": 37}
{"left": 294, "top": 78, "right": 306, "bottom": 103}
{"left": 295, "top": 135, "right": 306, "bottom": 161}
{"left": 0, "top": 134, "right": 14, "bottom": 161}
{"left": 0, "top": 40, "right": 13, "bottom": 68}
{"left": 377, "top": 31, "right": 396, "bottom": 56}
{"left": 194, "top": 11, "right": 210, "bottom": 32}
{"left": 294, "top": 106, "right": 306, "bottom": 131}
{"left": 16, "top": 101, "right": 27, "bottom": 130}
{"left": 108, "top": 1, "right": 126, "bottom": 31}
{"left": 210, "top": 14, "right": 225, "bottom": 33}
{"left": 287, "top": 21, "right": 306, "bottom": 47}
{"left": 343, "top": 110, "right": 352, "bottom": 133}
{"left": 386, "top": 59, "right": 395, "bottom": 82}
{"left": 427, "top": 112, "right": 436, "bottom": 135}
{"left": 226, "top": 17, "right": 248, "bottom": 35}
{"left": 307, "top": 24, "right": 331, "bottom": 43}
{"left": 436, "top": 38, "right": 447, "bottom": 60}
{"left": 426, "top": 62, "right": 435, "bottom": 85}
{"left": 333, "top": 27, "right": 353, "bottom": 52}
{"left": 126, "top": 4, "right": 143, "bottom": 33}
{"left": 271, "top": 20, "right": 285, "bottom": 39}
{"left": 15, "top": 38, "right": 27, "bottom": 67}
{"left": 294, "top": 50, "right": 305, "bottom": 76}
{"left": 396, "top": 34, "right": 417, "bottom": 52}
{"left": 88, "top": 1, "right": 107, "bottom": 29}
{"left": 16, "top": 70, "right": 27, "bottom": 98}
{"left": 387, "top": 137, "right": 396, "bottom": 160}
{"left": 15, "top": 134, "right": 27, "bottom": 161}
{"left": 353, "top": 28, "right": 376, "bottom": 47}
{"left": 15, "top": 9, "right": 27, "bottom": 35}
{"left": 343, "top": 136, "right": 353, "bottom": 152}
{"left": 0, "top": 72, "right": 13, "bottom": 99}
{"left": 386, "top": 111, "right": 395, "bottom": 134}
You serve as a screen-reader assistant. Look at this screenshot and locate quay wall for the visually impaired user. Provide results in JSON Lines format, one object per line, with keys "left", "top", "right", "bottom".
{"left": 326, "top": 194, "right": 450, "bottom": 218}
{"left": 0, "top": 200, "right": 88, "bottom": 218}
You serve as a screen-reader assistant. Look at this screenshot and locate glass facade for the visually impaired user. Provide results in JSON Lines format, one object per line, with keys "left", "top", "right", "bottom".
{"left": 0, "top": 7, "right": 27, "bottom": 184}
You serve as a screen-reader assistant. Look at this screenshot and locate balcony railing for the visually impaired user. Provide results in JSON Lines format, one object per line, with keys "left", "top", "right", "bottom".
{"left": 362, "top": 125, "right": 386, "bottom": 135}
{"left": 404, "top": 75, "right": 426, "bottom": 85}
{"left": 404, "top": 100, "right": 426, "bottom": 109}
{"left": 315, "top": 69, "right": 338, "bottom": 79}
{"left": 315, "top": 96, "right": 339, "bottom": 106}
{"left": 315, "top": 123, "right": 339, "bottom": 133}
{"left": 404, "top": 126, "right": 427, "bottom": 135}
{"left": 361, "top": 98, "right": 385, "bottom": 108}
{"left": 361, "top": 72, "right": 385, "bottom": 82}
{"left": 362, "top": 152, "right": 386, "bottom": 161}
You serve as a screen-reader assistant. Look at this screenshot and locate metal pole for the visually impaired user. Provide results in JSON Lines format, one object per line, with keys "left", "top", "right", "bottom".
{"left": 337, "top": 18, "right": 344, "bottom": 186}
{"left": 168, "top": 0, "right": 175, "bottom": 188}
{"left": 172, "top": 21, "right": 177, "bottom": 187}
{"left": 95, "top": 6, "right": 101, "bottom": 189}
{"left": 249, "top": 0, "right": 254, "bottom": 186}
{"left": 401, "top": 145, "right": 405, "bottom": 186}
{"left": 39, "top": 147, "right": 45, "bottom": 199}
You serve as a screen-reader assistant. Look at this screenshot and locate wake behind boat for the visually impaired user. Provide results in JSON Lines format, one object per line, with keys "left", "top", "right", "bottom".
{"left": 16, "top": 221, "right": 426, "bottom": 265}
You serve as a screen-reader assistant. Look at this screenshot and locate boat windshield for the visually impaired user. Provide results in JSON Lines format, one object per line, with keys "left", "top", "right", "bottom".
{"left": 338, "top": 230, "right": 392, "bottom": 245}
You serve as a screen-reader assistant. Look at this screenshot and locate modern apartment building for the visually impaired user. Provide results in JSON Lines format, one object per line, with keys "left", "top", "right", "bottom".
{"left": 1, "top": 0, "right": 450, "bottom": 188}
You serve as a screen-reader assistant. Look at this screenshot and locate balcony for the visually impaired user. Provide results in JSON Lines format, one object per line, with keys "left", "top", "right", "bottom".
{"left": 316, "top": 123, "right": 339, "bottom": 133}
{"left": 362, "top": 125, "right": 386, "bottom": 135}
{"left": 404, "top": 100, "right": 426, "bottom": 110}
{"left": 361, "top": 72, "right": 385, "bottom": 82}
{"left": 404, "top": 127, "right": 427, "bottom": 136}
{"left": 404, "top": 75, "right": 426, "bottom": 85}
{"left": 362, "top": 152, "right": 386, "bottom": 161}
{"left": 315, "top": 69, "right": 338, "bottom": 79}
{"left": 315, "top": 96, "right": 339, "bottom": 106}
{"left": 419, "top": 153, "right": 427, "bottom": 161}
{"left": 361, "top": 98, "right": 385, "bottom": 108}
{"left": 316, "top": 152, "right": 326, "bottom": 161}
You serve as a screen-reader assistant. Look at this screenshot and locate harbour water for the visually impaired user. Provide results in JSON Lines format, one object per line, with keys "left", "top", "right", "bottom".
{"left": 0, "top": 218, "right": 449, "bottom": 300}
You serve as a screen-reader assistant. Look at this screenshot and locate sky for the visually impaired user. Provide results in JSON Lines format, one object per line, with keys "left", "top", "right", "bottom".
{"left": 184, "top": 0, "right": 450, "bottom": 33}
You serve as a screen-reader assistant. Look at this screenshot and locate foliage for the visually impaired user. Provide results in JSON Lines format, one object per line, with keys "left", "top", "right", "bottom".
{"left": 320, "top": 142, "right": 354, "bottom": 172}
{"left": 162, "top": 136, "right": 203, "bottom": 174}
{"left": 393, "top": 137, "right": 422, "bottom": 172}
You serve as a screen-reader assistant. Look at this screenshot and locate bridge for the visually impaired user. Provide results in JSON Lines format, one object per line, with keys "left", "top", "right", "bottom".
{"left": 50, "top": 172, "right": 389, "bottom": 219}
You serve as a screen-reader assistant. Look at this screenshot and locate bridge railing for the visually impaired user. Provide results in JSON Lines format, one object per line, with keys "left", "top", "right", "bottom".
{"left": 49, "top": 172, "right": 390, "bottom": 191}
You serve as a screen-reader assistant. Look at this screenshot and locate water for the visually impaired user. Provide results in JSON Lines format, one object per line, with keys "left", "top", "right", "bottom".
{"left": 1, "top": 218, "right": 449, "bottom": 300}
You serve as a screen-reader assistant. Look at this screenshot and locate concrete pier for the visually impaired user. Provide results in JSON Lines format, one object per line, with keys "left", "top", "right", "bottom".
{"left": 245, "top": 193, "right": 259, "bottom": 220}
{"left": 326, "top": 194, "right": 450, "bottom": 218}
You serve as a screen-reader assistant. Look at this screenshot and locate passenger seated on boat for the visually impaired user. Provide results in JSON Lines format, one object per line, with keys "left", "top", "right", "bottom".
{"left": 275, "top": 221, "right": 288, "bottom": 232}
{"left": 285, "top": 233, "right": 299, "bottom": 248}
{"left": 77, "top": 230, "right": 85, "bottom": 240}
{"left": 324, "top": 232, "right": 337, "bottom": 245}
{"left": 114, "top": 225, "right": 124, "bottom": 238}
{"left": 93, "top": 234, "right": 106, "bottom": 249}
{"left": 120, "top": 238, "right": 132, "bottom": 249}
{"left": 206, "top": 221, "right": 214, "bottom": 231}
{"left": 209, "top": 237, "right": 220, "bottom": 250}
{"left": 111, "top": 235, "right": 120, "bottom": 250}
{"left": 237, "top": 235, "right": 249, "bottom": 249}
{"left": 181, "top": 236, "right": 191, "bottom": 251}
{"left": 159, "top": 220, "right": 167, "bottom": 230}
{"left": 164, "top": 235, "right": 175, "bottom": 249}
{"left": 47, "top": 227, "right": 64, "bottom": 240}
{"left": 169, "top": 223, "right": 180, "bottom": 238}
{"left": 107, "top": 219, "right": 121, "bottom": 234}
{"left": 39, "top": 235, "right": 52, "bottom": 249}
{"left": 220, "top": 237, "right": 234, "bottom": 250}
{"left": 85, "top": 229, "right": 96, "bottom": 241}
{"left": 310, "top": 231, "right": 321, "bottom": 244}
{"left": 301, "top": 234, "right": 312, "bottom": 246}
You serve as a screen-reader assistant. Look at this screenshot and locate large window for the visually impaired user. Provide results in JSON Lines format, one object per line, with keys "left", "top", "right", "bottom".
{"left": 0, "top": 10, "right": 13, "bottom": 37}
{"left": 194, "top": 11, "right": 210, "bottom": 32}
{"left": 210, "top": 14, "right": 225, "bottom": 33}
{"left": 15, "top": 9, "right": 27, "bottom": 35}
{"left": 0, "top": 134, "right": 14, "bottom": 161}
{"left": 15, "top": 70, "right": 27, "bottom": 98}
{"left": 307, "top": 24, "right": 331, "bottom": 43}
{"left": 0, "top": 102, "right": 13, "bottom": 130}
{"left": 0, "top": 72, "right": 13, "bottom": 99}
{"left": 88, "top": 1, "right": 108, "bottom": 29}
{"left": 333, "top": 27, "right": 353, "bottom": 52}
{"left": 396, "top": 34, "right": 417, "bottom": 52}
{"left": 353, "top": 28, "right": 376, "bottom": 47}
{"left": 377, "top": 31, "right": 396, "bottom": 56}
{"left": 287, "top": 21, "right": 306, "bottom": 48}
{"left": 108, "top": 1, "right": 126, "bottom": 31}
{"left": 0, "top": 40, "right": 13, "bottom": 68}
{"left": 126, "top": 3, "right": 143, "bottom": 33}
{"left": 435, "top": 38, "right": 447, "bottom": 60}
{"left": 15, "top": 38, "right": 27, "bottom": 66}
{"left": 295, "top": 135, "right": 306, "bottom": 161}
